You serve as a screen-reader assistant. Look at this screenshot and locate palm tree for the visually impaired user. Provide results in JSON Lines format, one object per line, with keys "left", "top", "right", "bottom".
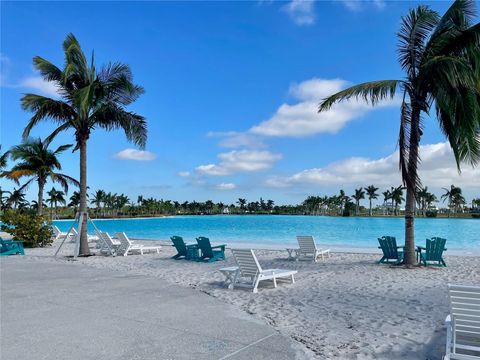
{"left": 391, "top": 186, "right": 405, "bottom": 216}
{"left": 365, "top": 185, "right": 379, "bottom": 216}
{"left": 351, "top": 187, "right": 365, "bottom": 216}
{"left": 318, "top": 1, "right": 480, "bottom": 265}
{"left": 7, "top": 188, "right": 26, "bottom": 210}
{"left": 21, "top": 34, "right": 147, "bottom": 255}
{"left": 237, "top": 198, "right": 247, "bottom": 213}
{"left": 382, "top": 190, "right": 391, "bottom": 215}
{"left": 441, "top": 184, "right": 465, "bottom": 216}
{"left": 91, "top": 189, "right": 105, "bottom": 217}
{"left": 47, "top": 187, "right": 66, "bottom": 219}
{"left": 1, "top": 138, "right": 77, "bottom": 215}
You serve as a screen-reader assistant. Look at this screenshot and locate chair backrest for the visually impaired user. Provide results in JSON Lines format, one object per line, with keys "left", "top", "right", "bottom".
{"left": 297, "top": 236, "right": 317, "bottom": 253}
{"left": 377, "top": 236, "right": 399, "bottom": 259}
{"left": 448, "top": 284, "right": 480, "bottom": 356}
{"left": 101, "top": 232, "right": 117, "bottom": 247}
{"left": 196, "top": 237, "right": 213, "bottom": 258}
{"left": 115, "top": 232, "right": 132, "bottom": 255}
{"left": 425, "top": 237, "right": 446, "bottom": 261}
{"left": 171, "top": 236, "right": 187, "bottom": 255}
{"left": 52, "top": 225, "right": 61, "bottom": 236}
{"left": 231, "top": 249, "right": 261, "bottom": 278}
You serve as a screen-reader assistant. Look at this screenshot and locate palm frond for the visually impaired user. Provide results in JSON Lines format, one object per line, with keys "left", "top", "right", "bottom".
{"left": 21, "top": 95, "right": 75, "bottom": 139}
{"left": 318, "top": 80, "right": 402, "bottom": 112}
{"left": 397, "top": 5, "right": 439, "bottom": 78}
{"left": 33, "top": 56, "right": 63, "bottom": 84}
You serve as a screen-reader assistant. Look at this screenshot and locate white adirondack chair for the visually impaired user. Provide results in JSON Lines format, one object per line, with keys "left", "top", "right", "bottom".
{"left": 230, "top": 249, "right": 297, "bottom": 293}
{"left": 294, "top": 236, "right": 330, "bottom": 262}
{"left": 115, "top": 232, "right": 161, "bottom": 256}
{"left": 444, "top": 284, "right": 480, "bottom": 360}
{"left": 97, "top": 231, "right": 121, "bottom": 256}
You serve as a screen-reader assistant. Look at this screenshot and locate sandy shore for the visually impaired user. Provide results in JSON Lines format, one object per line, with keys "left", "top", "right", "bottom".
{"left": 22, "top": 238, "right": 480, "bottom": 359}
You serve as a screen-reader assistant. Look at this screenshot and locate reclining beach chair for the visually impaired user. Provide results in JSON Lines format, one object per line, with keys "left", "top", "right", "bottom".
{"left": 418, "top": 237, "right": 447, "bottom": 267}
{"left": 115, "top": 232, "right": 161, "bottom": 256}
{"left": 196, "top": 237, "right": 226, "bottom": 262}
{"left": 444, "top": 284, "right": 480, "bottom": 360}
{"left": 0, "top": 238, "right": 24, "bottom": 256}
{"left": 230, "top": 248, "right": 297, "bottom": 293}
{"left": 377, "top": 236, "right": 404, "bottom": 264}
{"left": 97, "top": 231, "right": 121, "bottom": 256}
{"left": 170, "top": 236, "right": 198, "bottom": 260}
{"left": 289, "top": 236, "right": 330, "bottom": 262}
{"left": 52, "top": 225, "right": 74, "bottom": 240}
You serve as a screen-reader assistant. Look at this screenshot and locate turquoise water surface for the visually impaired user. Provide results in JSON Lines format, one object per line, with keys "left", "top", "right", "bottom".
{"left": 54, "top": 215, "right": 480, "bottom": 254}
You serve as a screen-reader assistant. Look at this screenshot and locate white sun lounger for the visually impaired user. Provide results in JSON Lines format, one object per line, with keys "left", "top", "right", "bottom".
{"left": 52, "top": 225, "right": 74, "bottom": 240}
{"left": 115, "top": 232, "right": 161, "bottom": 256}
{"left": 444, "top": 284, "right": 480, "bottom": 360}
{"left": 286, "top": 236, "right": 330, "bottom": 262}
{"left": 97, "top": 231, "right": 121, "bottom": 256}
{"left": 230, "top": 249, "right": 297, "bottom": 293}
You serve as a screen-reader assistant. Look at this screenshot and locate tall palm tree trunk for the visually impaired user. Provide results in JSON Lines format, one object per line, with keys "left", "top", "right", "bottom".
{"left": 403, "top": 107, "right": 421, "bottom": 266}
{"left": 37, "top": 177, "right": 45, "bottom": 216}
{"left": 79, "top": 139, "right": 90, "bottom": 256}
{"left": 369, "top": 199, "right": 372, "bottom": 216}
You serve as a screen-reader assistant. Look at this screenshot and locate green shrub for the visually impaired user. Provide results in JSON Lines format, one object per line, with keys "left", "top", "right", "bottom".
{"left": 1, "top": 210, "right": 54, "bottom": 247}
{"left": 425, "top": 210, "right": 438, "bottom": 218}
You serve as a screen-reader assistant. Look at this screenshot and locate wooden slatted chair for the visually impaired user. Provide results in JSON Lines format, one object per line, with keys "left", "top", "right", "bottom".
{"left": 230, "top": 248, "right": 297, "bottom": 293}
{"left": 196, "top": 237, "right": 226, "bottom": 262}
{"left": 377, "top": 236, "right": 403, "bottom": 264}
{"left": 444, "top": 284, "right": 480, "bottom": 360}
{"left": 0, "top": 238, "right": 24, "bottom": 256}
{"left": 419, "top": 237, "right": 447, "bottom": 267}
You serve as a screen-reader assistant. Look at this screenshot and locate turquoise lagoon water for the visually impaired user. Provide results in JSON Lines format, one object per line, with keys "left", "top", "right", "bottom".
{"left": 53, "top": 215, "right": 480, "bottom": 254}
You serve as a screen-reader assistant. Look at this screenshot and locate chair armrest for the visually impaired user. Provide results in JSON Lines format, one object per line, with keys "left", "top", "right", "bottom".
{"left": 211, "top": 244, "right": 226, "bottom": 249}
{"left": 186, "top": 244, "right": 198, "bottom": 249}
{"left": 397, "top": 245, "right": 404, "bottom": 248}
{"left": 417, "top": 246, "right": 426, "bottom": 250}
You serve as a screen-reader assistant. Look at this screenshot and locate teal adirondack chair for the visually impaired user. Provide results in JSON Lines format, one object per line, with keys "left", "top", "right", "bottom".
{"left": 377, "top": 236, "right": 404, "bottom": 264}
{"left": 196, "top": 237, "right": 226, "bottom": 263}
{"left": 0, "top": 238, "right": 25, "bottom": 256}
{"left": 170, "top": 236, "right": 198, "bottom": 260}
{"left": 418, "top": 237, "right": 447, "bottom": 267}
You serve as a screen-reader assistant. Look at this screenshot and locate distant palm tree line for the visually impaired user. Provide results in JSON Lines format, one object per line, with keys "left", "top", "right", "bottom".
{"left": 1, "top": 184, "right": 477, "bottom": 219}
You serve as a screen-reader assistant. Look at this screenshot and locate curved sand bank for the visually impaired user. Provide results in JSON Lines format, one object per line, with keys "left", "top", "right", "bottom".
{"left": 23, "top": 239, "right": 480, "bottom": 359}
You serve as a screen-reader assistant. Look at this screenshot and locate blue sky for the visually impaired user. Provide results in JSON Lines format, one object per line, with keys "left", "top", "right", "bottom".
{"left": 1, "top": 0, "right": 479, "bottom": 205}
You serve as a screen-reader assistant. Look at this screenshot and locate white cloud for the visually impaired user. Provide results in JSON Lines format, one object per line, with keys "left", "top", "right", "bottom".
{"left": 196, "top": 150, "right": 282, "bottom": 176}
{"left": 207, "top": 131, "right": 266, "bottom": 149}
{"left": 216, "top": 183, "right": 236, "bottom": 190}
{"left": 249, "top": 78, "right": 398, "bottom": 137}
{"left": 281, "top": 0, "right": 315, "bottom": 26}
{"left": 114, "top": 148, "right": 156, "bottom": 161}
{"left": 177, "top": 171, "right": 191, "bottom": 177}
{"left": 339, "top": 0, "right": 385, "bottom": 12}
{"left": 19, "top": 76, "right": 60, "bottom": 97}
{"left": 265, "top": 142, "right": 480, "bottom": 190}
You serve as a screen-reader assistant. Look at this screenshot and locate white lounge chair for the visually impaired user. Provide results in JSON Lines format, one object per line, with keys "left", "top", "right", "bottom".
{"left": 230, "top": 249, "right": 297, "bottom": 293}
{"left": 115, "top": 232, "right": 161, "bottom": 256}
{"left": 52, "top": 225, "right": 73, "bottom": 240}
{"left": 97, "top": 231, "right": 121, "bottom": 256}
{"left": 444, "top": 284, "right": 480, "bottom": 360}
{"left": 287, "top": 236, "right": 330, "bottom": 262}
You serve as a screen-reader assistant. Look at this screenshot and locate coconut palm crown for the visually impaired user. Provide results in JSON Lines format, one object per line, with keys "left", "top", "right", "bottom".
{"left": 1, "top": 138, "right": 78, "bottom": 215}
{"left": 318, "top": 0, "right": 480, "bottom": 265}
{"left": 21, "top": 33, "right": 147, "bottom": 255}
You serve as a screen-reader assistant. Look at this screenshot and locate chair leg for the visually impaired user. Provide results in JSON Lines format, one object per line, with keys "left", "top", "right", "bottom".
{"left": 273, "top": 276, "right": 277, "bottom": 288}
{"left": 291, "top": 274, "right": 295, "bottom": 284}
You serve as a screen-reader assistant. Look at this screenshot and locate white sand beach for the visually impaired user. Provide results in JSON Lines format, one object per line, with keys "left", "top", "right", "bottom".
{"left": 21, "top": 238, "right": 480, "bottom": 359}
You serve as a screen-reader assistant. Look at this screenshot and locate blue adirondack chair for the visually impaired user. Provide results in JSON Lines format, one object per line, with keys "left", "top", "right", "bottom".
{"left": 196, "top": 237, "right": 226, "bottom": 263}
{"left": 377, "top": 236, "right": 403, "bottom": 264}
{"left": 417, "top": 237, "right": 447, "bottom": 267}
{"left": 170, "top": 236, "right": 198, "bottom": 260}
{"left": 0, "top": 238, "right": 25, "bottom": 256}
